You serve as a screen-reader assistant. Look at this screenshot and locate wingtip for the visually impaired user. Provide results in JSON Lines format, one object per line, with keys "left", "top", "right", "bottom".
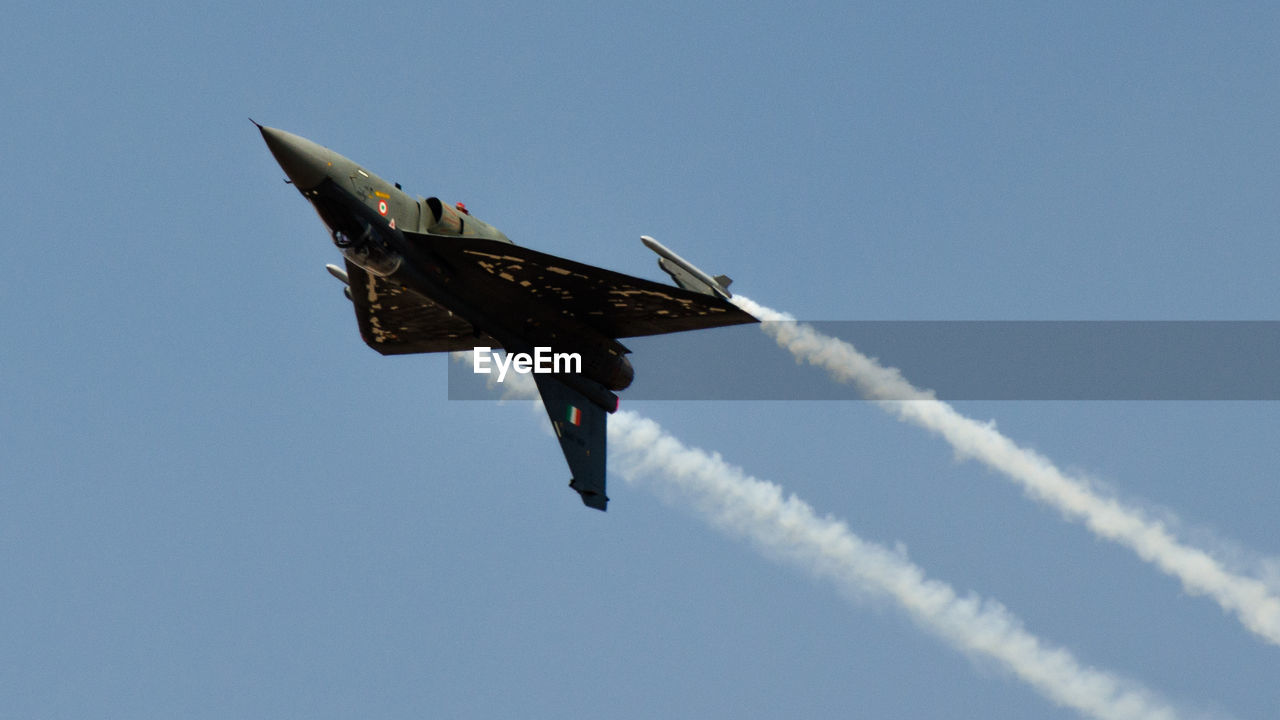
{"left": 570, "top": 479, "right": 609, "bottom": 511}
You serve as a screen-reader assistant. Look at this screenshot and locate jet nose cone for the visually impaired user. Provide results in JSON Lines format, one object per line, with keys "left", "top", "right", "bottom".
{"left": 257, "top": 124, "right": 332, "bottom": 190}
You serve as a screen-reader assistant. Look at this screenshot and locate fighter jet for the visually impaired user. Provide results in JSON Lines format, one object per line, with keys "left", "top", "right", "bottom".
{"left": 257, "top": 123, "right": 756, "bottom": 511}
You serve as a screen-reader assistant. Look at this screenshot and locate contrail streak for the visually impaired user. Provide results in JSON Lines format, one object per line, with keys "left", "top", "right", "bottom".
{"left": 452, "top": 351, "right": 1195, "bottom": 717}
{"left": 609, "top": 410, "right": 1189, "bottom": 720}
{"left": 732, "top": 296, "right": 1280, "bottom": 647}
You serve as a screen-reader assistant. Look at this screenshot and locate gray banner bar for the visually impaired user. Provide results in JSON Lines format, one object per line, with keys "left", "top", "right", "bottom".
{"left": 447, "top": 322, "right": 1280, "bottom": 401}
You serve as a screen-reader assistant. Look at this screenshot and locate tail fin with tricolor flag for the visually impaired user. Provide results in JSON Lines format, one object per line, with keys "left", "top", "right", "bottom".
{"left": 531, "top": 372, "right": 611, "bottom": 510}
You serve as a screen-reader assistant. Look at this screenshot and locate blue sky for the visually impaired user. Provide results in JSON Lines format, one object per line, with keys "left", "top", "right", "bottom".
{"left": 3, "top": 3, "right": 1278, "bottom": 718}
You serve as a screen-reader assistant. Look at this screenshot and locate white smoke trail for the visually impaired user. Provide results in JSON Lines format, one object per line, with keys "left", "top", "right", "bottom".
{"left": 732, "top": 296, "right": 1280, "bottom": 647}
{"left": 449, "top": 351, "right": 1199, "bottom": 716}
{"left": 609, "top": 410, "right": 1191, "bottom": 720}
